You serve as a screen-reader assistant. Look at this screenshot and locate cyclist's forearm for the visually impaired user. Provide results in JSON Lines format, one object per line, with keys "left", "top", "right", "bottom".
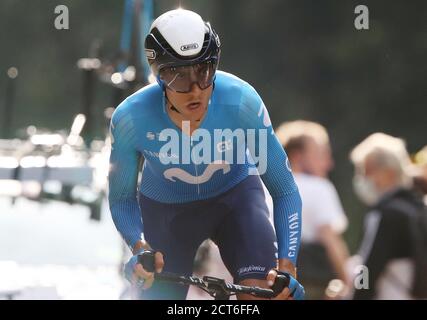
{"left": 278, "top": 258, "right": 297, "bottom": 278}
{"left": 109, "top": 198, "right": 144, "bottom": 251}
{"left": 273, "top": 190, "right": 302, "bottom": 265}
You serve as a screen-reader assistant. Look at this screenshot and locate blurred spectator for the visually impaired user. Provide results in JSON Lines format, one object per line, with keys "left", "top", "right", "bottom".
{"left": 276, "top": 120, "right": 350, "bottom": 299}
{"left": 412, "top": 146, "right": 427, "bottom": 199}
{"left": 349, "top": 133, "right": 427, "bottom": 299}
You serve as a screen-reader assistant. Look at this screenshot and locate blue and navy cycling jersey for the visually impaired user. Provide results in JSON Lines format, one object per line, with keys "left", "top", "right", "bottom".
{"left": 108, "top": 71, "right": 302, "bottom": 264}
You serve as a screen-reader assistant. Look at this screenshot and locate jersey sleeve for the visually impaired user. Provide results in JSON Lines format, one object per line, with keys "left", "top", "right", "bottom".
{"left": 108, "top": 103, "right": 144, "bottom": 251}
{"left": 239, "top": 83, "right": 302, "bottom": 264}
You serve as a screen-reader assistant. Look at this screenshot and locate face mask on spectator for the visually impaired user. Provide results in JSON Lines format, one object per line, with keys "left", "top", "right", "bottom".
{"left": 353, "top": 174, "right": 381, "bottom": 206}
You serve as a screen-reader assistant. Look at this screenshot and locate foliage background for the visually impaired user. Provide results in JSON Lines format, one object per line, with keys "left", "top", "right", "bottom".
{"left": 1, "top": 0, "right": 426, "bottom": 251}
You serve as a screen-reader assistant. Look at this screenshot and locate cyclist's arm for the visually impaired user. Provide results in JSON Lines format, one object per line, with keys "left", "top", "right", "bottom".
{"left": 108, "top": 104, "right": 144, "bottom": 252}
{"left": 240, "top": 84, "right": 302, "bottom": 274}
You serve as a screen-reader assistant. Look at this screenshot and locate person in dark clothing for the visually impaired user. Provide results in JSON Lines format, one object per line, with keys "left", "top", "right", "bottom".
{"left": 353, "top": 189, "right": 425, "bottom": 299}
{"left": 350, "top": 133, "right": 427, "bottom": 300}
{"left": 412, "top": 146, "right": 427, "bottom": 198}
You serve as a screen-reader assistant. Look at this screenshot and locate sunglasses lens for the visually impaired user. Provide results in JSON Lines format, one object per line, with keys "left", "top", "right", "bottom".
{"left": 159, "top": 60, "right": 216, "bottom": 93}
{"left": 194, "top": 60, "right": 216, "bottom": 90}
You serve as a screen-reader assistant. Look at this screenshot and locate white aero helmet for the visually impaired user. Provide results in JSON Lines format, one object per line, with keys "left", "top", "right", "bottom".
{"left": 144, "top": 9, "right": 221, "bottom": 87}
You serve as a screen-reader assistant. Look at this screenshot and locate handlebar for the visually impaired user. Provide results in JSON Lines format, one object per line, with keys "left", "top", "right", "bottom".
{"left": 137, "top": 250, "right": 290, "bottom": 300}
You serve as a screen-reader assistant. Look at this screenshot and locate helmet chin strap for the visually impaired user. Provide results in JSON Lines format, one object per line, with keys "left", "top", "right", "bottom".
{"left": 165, "top": 94, "right": 203, "bottom": 122}
{"left": 164, "top": 94, "right": 181, "bottom": 114}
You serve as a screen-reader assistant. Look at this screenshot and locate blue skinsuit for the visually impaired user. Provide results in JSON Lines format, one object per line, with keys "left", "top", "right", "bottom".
{"left": 109, "top": 71, "right": 302, "bottom": 297}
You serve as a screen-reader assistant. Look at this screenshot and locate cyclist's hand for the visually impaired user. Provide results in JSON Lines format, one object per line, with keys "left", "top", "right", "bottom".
{"left": 124, "top": 250, "right": 164, "bottom": 290}
{"left": 267, "top": 269, "right": 305, "bottom": 300}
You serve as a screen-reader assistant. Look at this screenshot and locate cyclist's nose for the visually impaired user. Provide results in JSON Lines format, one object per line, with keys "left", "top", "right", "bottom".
{"left": 189, "top": 81, "right": 202, "bottom": 94}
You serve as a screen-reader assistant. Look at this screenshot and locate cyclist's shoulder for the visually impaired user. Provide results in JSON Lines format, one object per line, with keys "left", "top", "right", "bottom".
{"left": 112, "top": 83, "right": 163, "bottom": 124}
{"left": 214, "top": 71, "right": 254, "bottom": 100}
{"left": 214, "top": 71, "right": 262, "bottom": 112}
{"left": 215, "top": 70, "right": 248, "bottom": 87}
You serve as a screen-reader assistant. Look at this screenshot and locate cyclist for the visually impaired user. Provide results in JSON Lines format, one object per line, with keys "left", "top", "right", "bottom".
{"left": 109, "top": 9, "right": 304, "bottom": 300}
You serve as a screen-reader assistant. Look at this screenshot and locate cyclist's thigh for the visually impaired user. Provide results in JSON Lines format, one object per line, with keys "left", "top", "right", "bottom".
{"left": 213, "top": 175, "right": 277, "bottom": 284}
{"left": 137, "top": 195, "right": 197, "bottom": 299}
{"left": 137, "top": 194, "right": 218, "bottom": 300}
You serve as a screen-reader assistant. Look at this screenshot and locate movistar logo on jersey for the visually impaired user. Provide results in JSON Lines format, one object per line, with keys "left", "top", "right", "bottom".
{"left": 164, "top": 161, "right": 230, "bottom": 184}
